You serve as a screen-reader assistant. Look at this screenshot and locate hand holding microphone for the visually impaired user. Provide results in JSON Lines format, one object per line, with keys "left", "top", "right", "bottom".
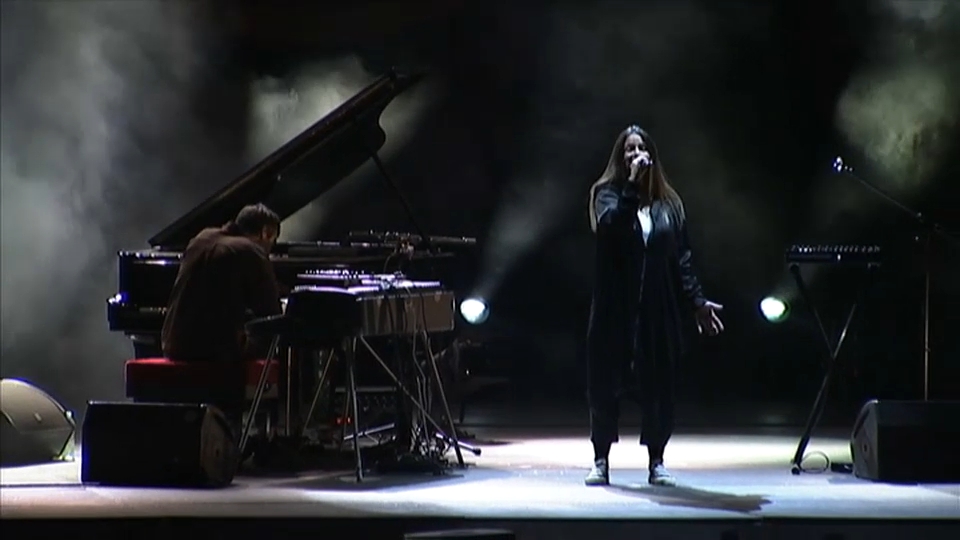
{"left": 628, "top": 153, "right": 652, "bottom": 182}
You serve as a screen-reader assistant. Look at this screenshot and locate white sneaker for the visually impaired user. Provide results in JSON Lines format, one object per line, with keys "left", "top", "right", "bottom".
{"left": 584, "top": 458, "right": 609, "bottom": 486}
{"left": 648, "top": 463, "right": 677, "bottom": 486}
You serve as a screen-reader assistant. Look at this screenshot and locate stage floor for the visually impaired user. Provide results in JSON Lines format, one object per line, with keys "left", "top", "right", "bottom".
{"left": 2, "top": 428, "right": 958, "bottom": 521}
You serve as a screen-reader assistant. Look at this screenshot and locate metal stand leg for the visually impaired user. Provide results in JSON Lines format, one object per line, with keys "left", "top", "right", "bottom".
{"left": 343, "top": 423, "right": 397, "bottom": 443}
{"left": 420, "top": 331, "right": 466, "bottom": 467}
{"left": 789, "top": 263, "right": 876, "bottom": 474}
{"left": 283, "top": 347, "right": 293, "bottom": 437}
{"left": 434, "top": 432, "right": 481, "bottom": 456}
{"left": 922, "top": 233, "right": 931, "bottom": 401}
{"left": 300, "top": 349, "right": 335, "bottom": 438}
{"left": 240, "top": 335, "right": 280, "bottom": 456}
{"left": 344, "top": 337, "right": 364, "bottom": 482}
{"left": 358, "top": 338, "right": 466, "bottom": 465}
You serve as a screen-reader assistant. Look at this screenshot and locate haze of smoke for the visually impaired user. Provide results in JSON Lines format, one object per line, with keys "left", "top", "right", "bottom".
{"left": 248, "top": 57, "right": 436, "bottom": 240}
{"left": 0, "top": 1, "right": 227, "bottom": 412}
{"left": 786, "top": 0, "right": 959, "bottom": 299}
{"left": 478, "top": 1, "right": 779, "bottom": 301}
{"left": 834, "top": 0, "right": 959, "bottom": 195}
{"left": 249, "top": 57, "right": 374, "bottom": 161}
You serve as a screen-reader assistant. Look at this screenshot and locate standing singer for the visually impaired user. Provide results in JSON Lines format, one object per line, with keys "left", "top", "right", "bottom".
{"left": 585, "top": 125, "right": 724, "bottom": 486}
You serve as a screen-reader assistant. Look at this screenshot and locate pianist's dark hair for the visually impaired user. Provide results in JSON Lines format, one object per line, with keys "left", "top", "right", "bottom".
{"left": 227, "top": 203, "right": 281, "bottom": 237}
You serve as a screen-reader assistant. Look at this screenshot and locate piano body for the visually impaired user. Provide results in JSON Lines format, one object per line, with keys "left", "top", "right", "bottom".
{"left": 107, "top": 70, "right": 476, "bottom": 358}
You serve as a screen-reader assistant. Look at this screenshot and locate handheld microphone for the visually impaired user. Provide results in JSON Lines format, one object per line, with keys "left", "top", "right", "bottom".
{"left": 632, "top": 155, "right": 651, "bottom": 169}
{"left": 833, "top": 156, "right": 853, "bottom": 173}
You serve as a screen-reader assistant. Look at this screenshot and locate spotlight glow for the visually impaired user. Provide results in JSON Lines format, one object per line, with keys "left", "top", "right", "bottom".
{"left": 760, "top": 297, "right": 788, "bottom": 323}
{"left": 459, "top": 297, "right": 489, "bottom": 325}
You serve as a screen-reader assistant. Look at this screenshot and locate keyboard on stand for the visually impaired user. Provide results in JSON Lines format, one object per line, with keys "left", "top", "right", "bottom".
{"left": 783, "top": 243, "right": 881, "bottom": 475}
{"left": 288, "top": 270, "right": 456, "bottom": 338}
{"left": 786, "top": 244, "right": 882, "bottom": 265}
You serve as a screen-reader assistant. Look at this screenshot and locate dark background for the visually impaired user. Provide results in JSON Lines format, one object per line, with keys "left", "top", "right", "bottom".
{"left": 2, "top": 0, "right": 958, "bottom": 426}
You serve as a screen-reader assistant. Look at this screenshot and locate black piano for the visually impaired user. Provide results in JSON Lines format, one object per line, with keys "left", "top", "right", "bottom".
{"left": 107, "top": 70, "right": 476, "bottom": 358}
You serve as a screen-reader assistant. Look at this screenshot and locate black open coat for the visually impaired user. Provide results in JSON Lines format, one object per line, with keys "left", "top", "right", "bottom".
{"left": 586, "top": 181, "right": 706, "bottom": 398}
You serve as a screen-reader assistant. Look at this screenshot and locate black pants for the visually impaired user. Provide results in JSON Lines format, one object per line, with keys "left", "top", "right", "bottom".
{"left": 588, "top": 326, "right": 676, "bottom": 459}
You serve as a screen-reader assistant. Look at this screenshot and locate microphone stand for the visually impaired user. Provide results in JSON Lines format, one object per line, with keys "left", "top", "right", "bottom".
{"left": 832, "top": 157, "right": 960, "bottom": 401}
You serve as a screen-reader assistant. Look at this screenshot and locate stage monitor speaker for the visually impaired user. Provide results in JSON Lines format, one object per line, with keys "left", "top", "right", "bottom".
{"left": 81, "top": 401, "right": 238, "bottom": 488}
{"left": 851, "top": 399, "right": 960, "bottom": 483}
{"left": 0, "top": 378, "right": 76, "bottom": 466}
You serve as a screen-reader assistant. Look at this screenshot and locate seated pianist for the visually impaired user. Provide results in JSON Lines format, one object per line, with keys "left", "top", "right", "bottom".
{"left": 160, "top": 203, "right": 283, "bottom": 432}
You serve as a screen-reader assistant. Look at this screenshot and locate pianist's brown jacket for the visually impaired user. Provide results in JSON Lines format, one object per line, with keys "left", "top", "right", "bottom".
{"left": 161, "top": 226, "right": 282, "bottom": 364}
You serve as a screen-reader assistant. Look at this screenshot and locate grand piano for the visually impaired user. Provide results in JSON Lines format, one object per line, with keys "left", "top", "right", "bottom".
{"left": 107, "top": 70, "right": 477, "bottom": 358}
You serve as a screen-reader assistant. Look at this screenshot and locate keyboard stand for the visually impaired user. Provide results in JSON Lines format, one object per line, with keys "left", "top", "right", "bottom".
{"left": 240, "top": 332, "right": 281, "bottom": 456}
{"left": 789, "top": 262, "right": 878, "bottom": 474}
{"left": 294, "top": 332, "right": 467, "bottom": 482}
{"left": 356, "top": 333, "right": 467, "bottom": 470}
{"left": 242, "top": 311, "right": 467, "bottom": 482}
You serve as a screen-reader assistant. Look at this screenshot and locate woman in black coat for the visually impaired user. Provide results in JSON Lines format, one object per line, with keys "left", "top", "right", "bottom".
{"left": 585, "top": 125, "right": 724, "bottom": 486}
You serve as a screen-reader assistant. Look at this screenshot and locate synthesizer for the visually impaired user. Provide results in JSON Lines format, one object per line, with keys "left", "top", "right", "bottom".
{"left": 786, "top": 244, "right": 882, "bottom": 265}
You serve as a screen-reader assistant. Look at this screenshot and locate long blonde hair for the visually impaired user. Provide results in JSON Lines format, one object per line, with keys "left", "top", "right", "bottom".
{"left": 588, "top": 125, "right": 683, "bottom": 232}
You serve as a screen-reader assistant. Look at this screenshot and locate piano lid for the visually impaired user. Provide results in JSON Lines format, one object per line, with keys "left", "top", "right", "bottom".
{"left": 148, "top": 69, "right": 423, "bottom": 248}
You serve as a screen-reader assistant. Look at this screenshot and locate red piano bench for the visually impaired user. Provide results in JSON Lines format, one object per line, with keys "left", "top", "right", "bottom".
{"left": 124, "top": 358, "right": 279, "bottom": 404}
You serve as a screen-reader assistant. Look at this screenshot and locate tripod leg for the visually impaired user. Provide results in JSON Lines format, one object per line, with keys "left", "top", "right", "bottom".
{"left": 358, "top": 338, "right": 456, "bottom": 456}
{"left": 344, "top": 337, "right": 363, "bottom": 482}
{"left": 434, "top": 432, "right": 481, "bottom": 456}
{"left": 343, "top": 422, "right": 396, "bottom": 443}
{"left": 421, "top": 331, "right": 466, "bottom": 467}
{"left": 395, "top": 338, "right": 414, "bottom": 451}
